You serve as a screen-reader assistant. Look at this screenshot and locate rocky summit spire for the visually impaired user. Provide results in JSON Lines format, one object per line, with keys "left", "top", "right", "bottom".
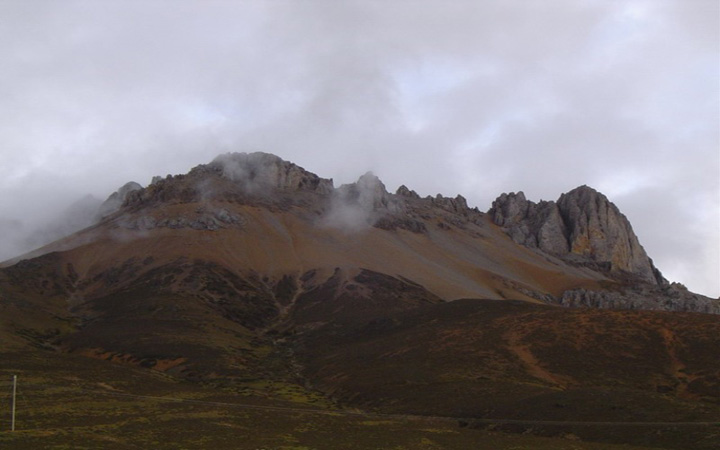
{"left": 490, "top": 185, "right": 665, "bottom": 285}
{"left": 208, "top": 152, "right": 334, "bottom": 194}
{"left": 336, "top": 171, "right": 390, "bottom": 211}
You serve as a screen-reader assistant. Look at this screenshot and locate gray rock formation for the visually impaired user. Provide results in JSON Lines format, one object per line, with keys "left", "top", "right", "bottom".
{"left": 489, "top": 186, "right": 664, "bottom": 285}
{"left": 560, "top": 283, "right": 720, "bottom": 315}
{"left": 120, "top": 208, "right": 245, "bottom": 231}
{"left": 108, "top": 153, "right": 337, "bottom": 212}
{"left": 329, "top": 174, "right": 461, "bottom": 233}
{"left": 557, "top": 186, "right": 659, "bottom": 283}
{"left": 97, "top": 181, "right": 143, "bottom": 219}
{"left": 395, "top": 185, "right": 420, "bottom": 199}
{"left": 208, "top": 152, "right": 334, "bottom": 195}
{"left": 325, "top": 172, "right": 395, "bottom": 231}
{"left": 489, "top": 192, "right": 569, "bottom": 254}
{"left": 352, "top": 172, "right": 391, "bottom": 210}
{"left": 431, "top": 194, "right": 471, "bottom": 214}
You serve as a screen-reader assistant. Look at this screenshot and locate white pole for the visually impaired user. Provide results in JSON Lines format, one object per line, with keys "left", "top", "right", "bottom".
{"left": 11, "top": 375, "right": 16, "bottom": 432}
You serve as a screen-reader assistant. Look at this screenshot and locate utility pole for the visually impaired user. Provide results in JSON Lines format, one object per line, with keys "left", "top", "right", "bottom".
{"left": 11, "top": 375, "right": 16, "bottom": 431}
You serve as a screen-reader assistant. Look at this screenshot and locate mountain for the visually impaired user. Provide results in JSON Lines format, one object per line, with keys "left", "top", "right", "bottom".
{"left": 11, "top": 152, "right": 714, "bottom": 314}
{"left": 1, "top": 152, "right": 718, "bottom": 449}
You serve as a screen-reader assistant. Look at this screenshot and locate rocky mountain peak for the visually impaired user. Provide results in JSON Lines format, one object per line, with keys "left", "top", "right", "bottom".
{"left": 206, "top": 152, "right": 334, "bottom": 194}
{"left": 98, "top": 152, "right": 336, "bottom": 215}
{"left": 97, "top": 181, "right": 143, "bottom": 218}
{"left": 489, "top": 191, "right": 529, "bottom": 227}
{"left": 335, "top": 172, "right": 391, "bottom": 211}
{"left": 560, "top": 184, "right": 598, "bottom": 199}
{"left": 490, "top": 186, "right": 665, "bottom": 285}
{"left": 430, "top": 194, "right": 471, "bottom": 214}
{"left": 356, "top": 172, "right": 390, "bottom": 210}
{"left": 557, "top": 185, "right": 664, "bottom": 284}
{"left": 395, "top": 185, "right": 420, "bottom": 199}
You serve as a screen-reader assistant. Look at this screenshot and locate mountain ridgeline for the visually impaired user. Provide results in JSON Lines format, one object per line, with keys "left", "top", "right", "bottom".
{"left": 87, "top": 152, "right": 713, "bottom": 314}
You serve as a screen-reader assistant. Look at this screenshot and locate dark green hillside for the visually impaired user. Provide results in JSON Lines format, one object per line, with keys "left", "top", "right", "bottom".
{"left": 295, "top": 299, "right": 720, "bottom": 449}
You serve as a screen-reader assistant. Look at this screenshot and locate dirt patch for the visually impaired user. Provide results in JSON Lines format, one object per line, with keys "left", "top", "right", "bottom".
{"left": 504, "top": 329, "right": 572, "bottom": 388}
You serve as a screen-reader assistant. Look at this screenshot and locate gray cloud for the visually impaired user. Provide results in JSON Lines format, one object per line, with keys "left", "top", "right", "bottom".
{"left": 0, "top": 0, "right": 717, "bottom": 296}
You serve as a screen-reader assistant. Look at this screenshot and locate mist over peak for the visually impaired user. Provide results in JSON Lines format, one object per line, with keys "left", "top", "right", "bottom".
{"left": 207, "top": 152, "right": 335, "bottom": 195}
{"left": 97, "top": 181, "right": 143, "bottom": 219}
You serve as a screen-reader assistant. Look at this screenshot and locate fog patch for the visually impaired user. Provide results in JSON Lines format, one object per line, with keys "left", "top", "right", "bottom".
{"left": 322, "top": 199, "right": 372, "bottom": 233}
{"left": 100, "top": 224, "right": 151, "bottom": 247}
{"left": 0, "top": 180, "right": 141, "bottom": 264}
{"left": 0, "top": 219, "right": 30, "bottom": 264}
{"left": 211, "top": 152, "right": 283, "bottom": 195}
{"left": 0, "top": 193, "right": 105, "bottom": 265}
{"left": 194, "top": 177, "right": 218, "bottom": 202}
{"left": 321, "top": 172, "right": 393, "bottom": 232}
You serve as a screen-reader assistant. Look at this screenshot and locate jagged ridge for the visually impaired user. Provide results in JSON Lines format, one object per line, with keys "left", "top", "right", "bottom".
{"left": 42, "top": 151, "right": 717, "bottom": 315}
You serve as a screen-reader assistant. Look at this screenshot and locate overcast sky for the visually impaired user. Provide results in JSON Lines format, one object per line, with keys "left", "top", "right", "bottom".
{"left": 1, "top": 0, "right": 718, "bottom": 297}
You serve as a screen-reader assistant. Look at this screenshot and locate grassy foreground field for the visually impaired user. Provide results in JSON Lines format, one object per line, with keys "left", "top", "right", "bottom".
{"left": 0, "top": 350, "right": 674, "bottom": 450}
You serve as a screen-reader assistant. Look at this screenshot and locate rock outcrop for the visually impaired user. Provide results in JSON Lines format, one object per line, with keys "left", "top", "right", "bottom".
{"left": 118, "top": 207, "right": 245, "bottom": 232}
{"left": 207, "top": 152, "right": 334, "bottom": 195}
{"left": 557, "top": 186, "right": 661, "bottom": 283}
{"left": 489, "top": 192, "right": 569, "bottom": 254}
{"left": 109, "top": 153, "right": 336, "bottom": 212}
{"left": 395, "top": 185, "right": 420, "bottom": 199}
{"left": 336, "top": 172, "right": 391, "bottom": 211}
{"left": 97, "top": 181, "right": 143, "bottom": 219}
{"left": 490, "top": 186, "right": 664, "bottom": 285}
{"left": 326, "top": 172, "right": 414, "bottom": 232}
{"left": 430, "top": 194, "right": 472, "bottom": 214}
{"left": 560, "top": 283, "right": 720, "bottom": 314}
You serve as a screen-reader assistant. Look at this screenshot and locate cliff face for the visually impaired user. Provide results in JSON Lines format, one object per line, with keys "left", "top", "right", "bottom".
{"left": 489, "top": 192, "right": 569, "bottom": 254}
{"left": 490, "top": 186, "right": 665, "bottom": 285}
